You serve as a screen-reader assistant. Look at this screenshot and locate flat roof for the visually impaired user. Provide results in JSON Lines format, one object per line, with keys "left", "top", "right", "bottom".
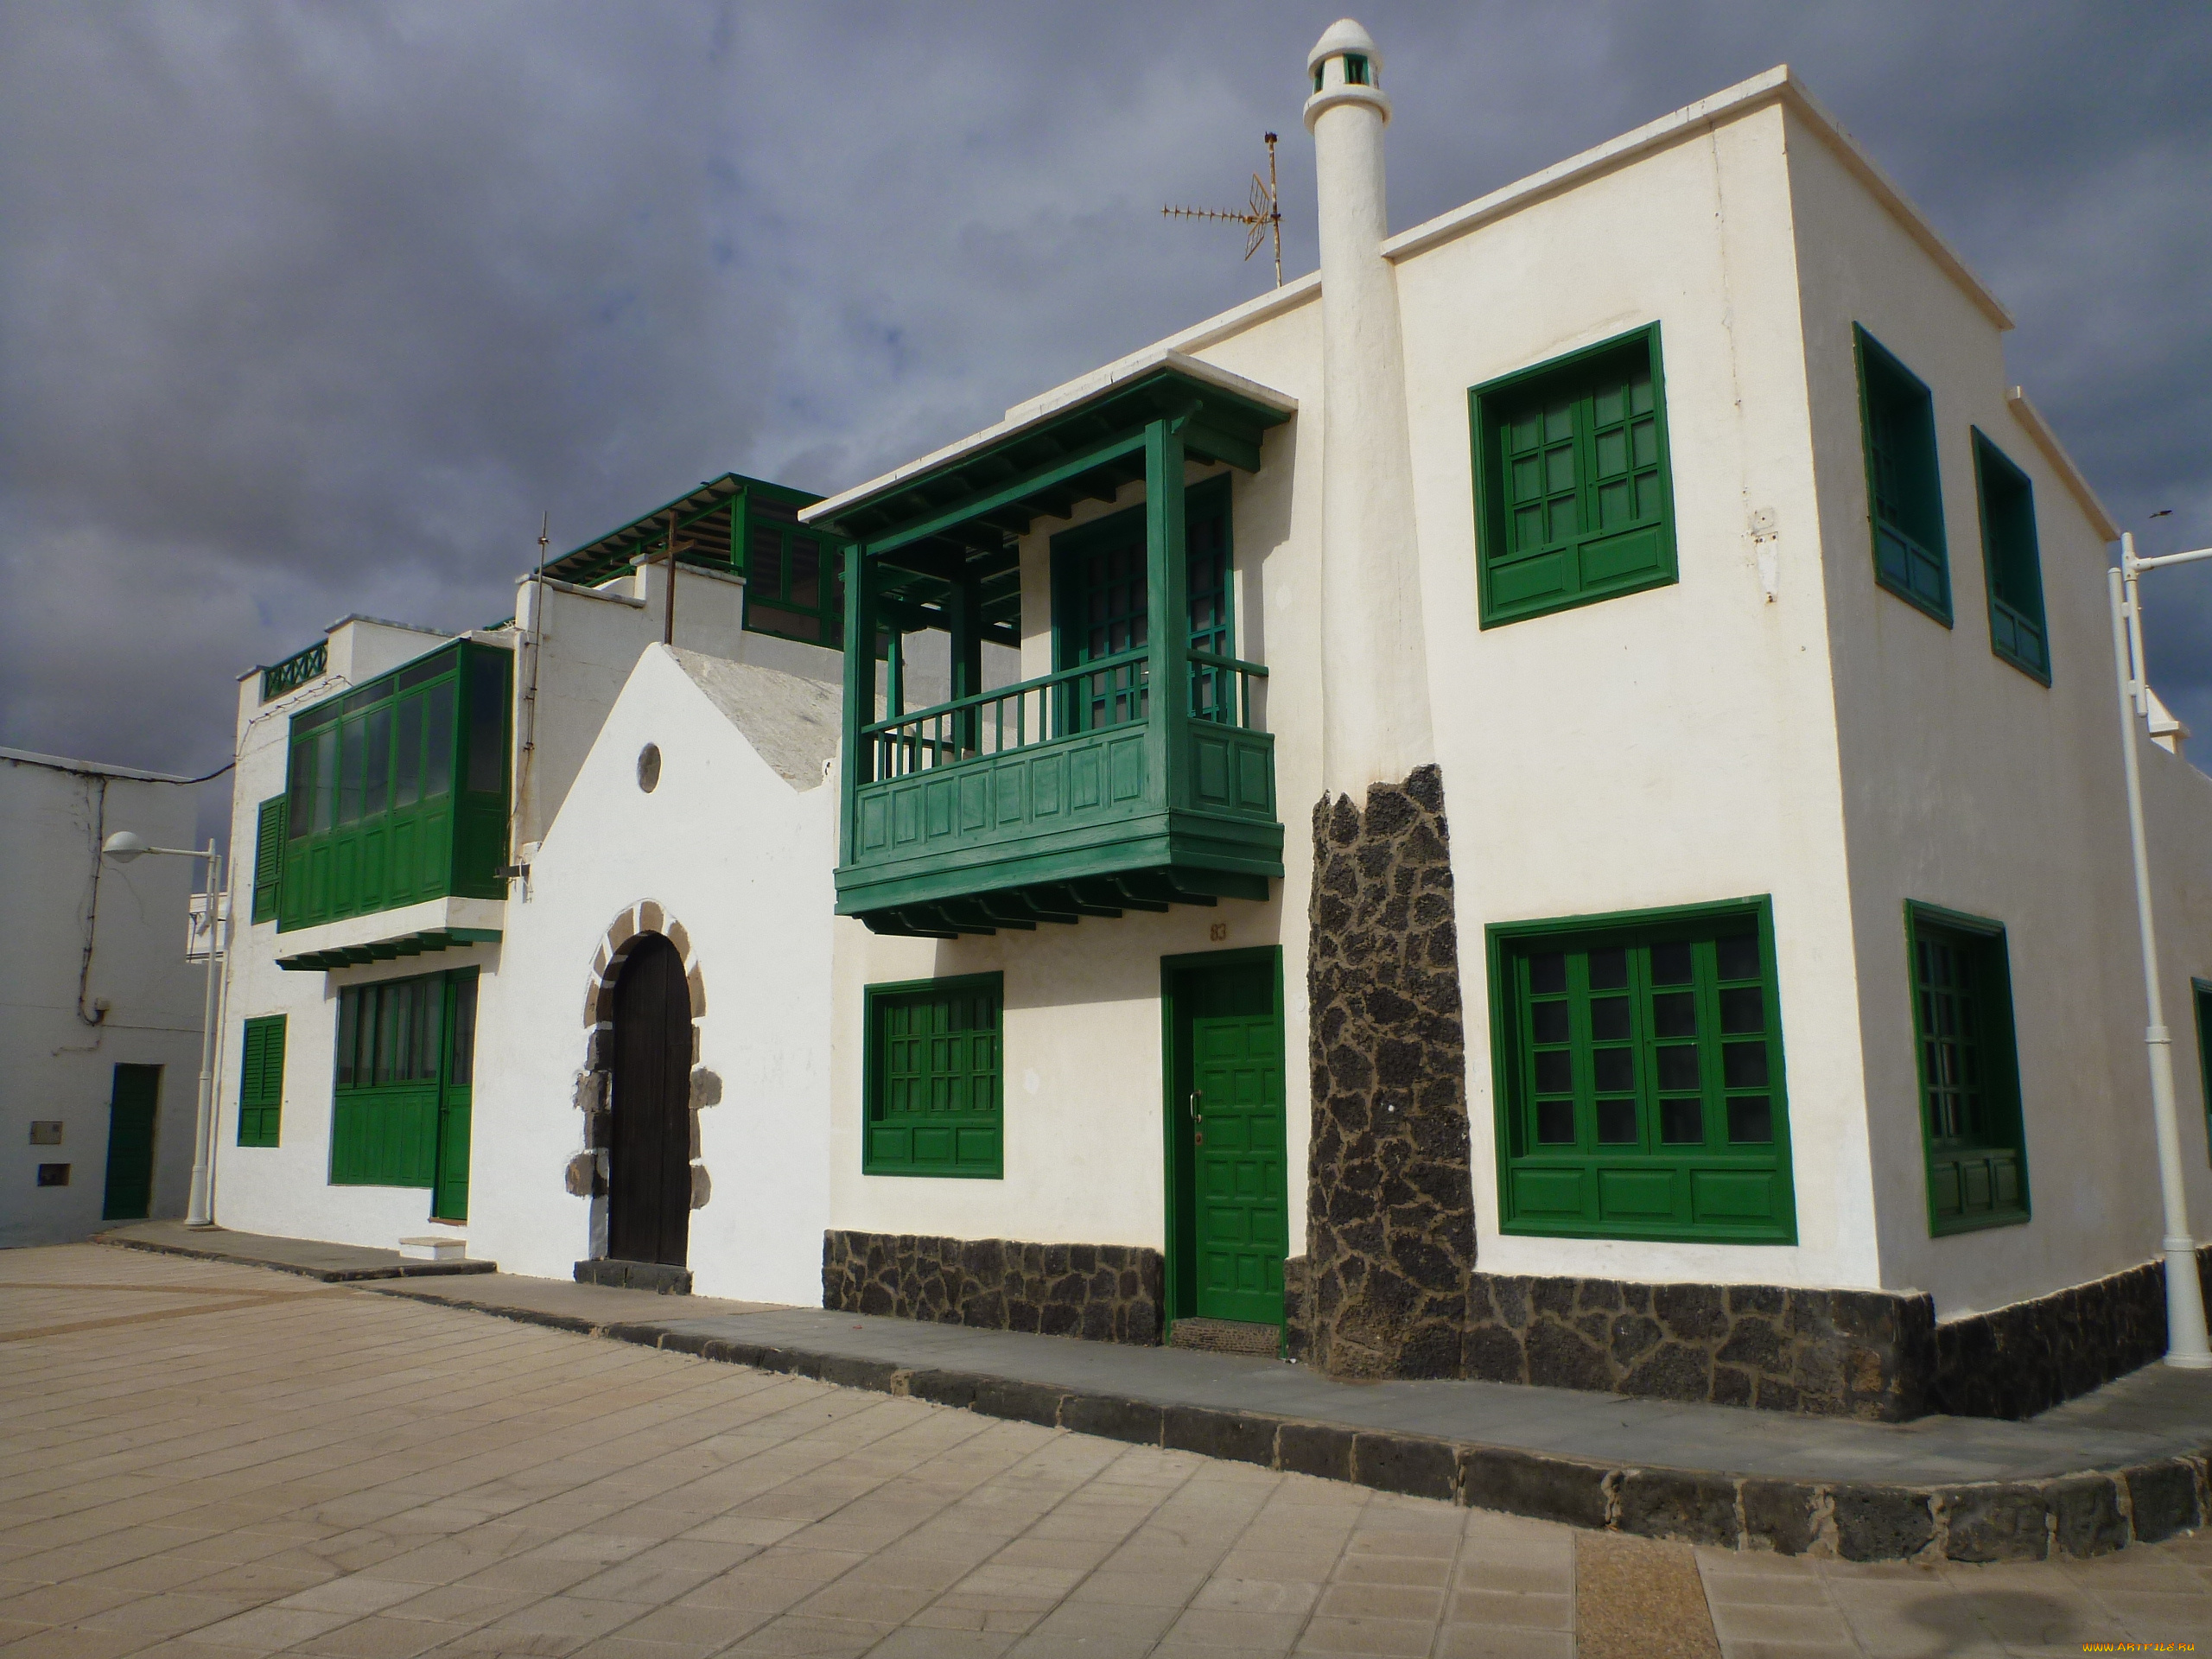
{"left": 1, "top": 747, "right": 196, "bottom": 784}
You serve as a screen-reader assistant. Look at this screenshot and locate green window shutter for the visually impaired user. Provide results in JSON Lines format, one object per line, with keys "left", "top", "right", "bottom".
{"left": 238, "top": 1014, "right": 285, "bottom": 1147}
{"left": 863, "top": 973, "right": 1003, "bottom": 1178}
{"left": 1855, "top": 326, "right": 1952, "bottom": 624}
{"left": 1470, "top": 323, "right": 1678, "bottom": 628}
{"left": 1972, "top": 429, "right": 2050, "bottom": 683}
{"left": 1905, "top": 902, "right": 2030, "bottom": 1234}
{"left": 1489, "top": 898, "right": 1795, "bottom": 1243}
{"left": 251, "top": 796, "right": 285, "bottom": 924}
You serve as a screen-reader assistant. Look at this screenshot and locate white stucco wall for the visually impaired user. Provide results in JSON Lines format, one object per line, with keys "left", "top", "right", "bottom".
{"left": 2, "top": 752, "right": 204, "bottom": 1245}
{"left": 469, "top": 645, "right": 837, "bottom": 1304}
{"left": 1788, "top": 105, "right": 2212, "bottom": 1316}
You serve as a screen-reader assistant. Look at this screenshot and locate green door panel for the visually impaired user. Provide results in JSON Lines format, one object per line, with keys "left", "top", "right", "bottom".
{"left": 102, "top": 1065, "right": 161, "bottom": 1221}
{"left": 1166, "top": 951, "right": 1286, "bottom": 1332}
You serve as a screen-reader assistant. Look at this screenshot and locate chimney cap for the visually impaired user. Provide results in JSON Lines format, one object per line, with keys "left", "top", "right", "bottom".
{"left": 1307, "top": 18, "right": 1381, "bottom": 74}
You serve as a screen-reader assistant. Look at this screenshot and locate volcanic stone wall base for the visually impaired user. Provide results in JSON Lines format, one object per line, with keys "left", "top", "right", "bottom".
{"left": 477, "top": 1299, "right": 2210, "bottom": 1564}
{"left": 823, "top": 1230, "right": 1163, "bottom": 1345}
{"left": 575, "top": 1259, "right": 691, "bottom": 1295}
{"left": 1285, "top": 1249, "right": 2212, "bottom": 1422}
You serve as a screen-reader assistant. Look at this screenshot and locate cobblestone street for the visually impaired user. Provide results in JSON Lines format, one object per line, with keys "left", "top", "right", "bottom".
{"left": 3, "top": 1246, "right": 2208, "bottom": 1657}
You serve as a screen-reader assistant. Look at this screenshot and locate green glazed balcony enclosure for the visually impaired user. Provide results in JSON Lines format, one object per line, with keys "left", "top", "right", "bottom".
{"left": 805, "top": 354, "right": 1296, "bottom": 937}
{"left": 276, "top": 638, "right": 512, "bottom": 942}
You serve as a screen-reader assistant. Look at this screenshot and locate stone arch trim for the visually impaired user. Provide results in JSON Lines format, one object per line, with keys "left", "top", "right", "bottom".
{"left": 565, "top": 899, "right": 718, "bottom": 1223}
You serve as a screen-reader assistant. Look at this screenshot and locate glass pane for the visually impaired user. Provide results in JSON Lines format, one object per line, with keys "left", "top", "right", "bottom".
{"left": 1652, "top": 991, "right": 1695, "bottom": 1039}
{"left": 1719, "top": 985, "right": 1764, "bottom": 1034}
{"left": 1587, "top": 948, "right": 1628, "bottom": 991}
{"left": 1661, "top": 1098, "right": 1703, "bottom": 1144}
{"left": 375, "top": 987, "right": 399, "bottom": 1086}
{"left": 362, "top": 707, "right": 391, "bottom": 819}
{"left": 467, "top": 654, "right": 505, "bottom": 794}
{"left": 1530, "top": 1002, "right": 1569, "bottom": 1045}
{"left": 1593, "top": 385, "right": 1624, "bottom": 426}
{"left": 1728, "top": 1097, "right": 1772, "bottom": 1144}
{"left": 1535, "top": 1099, "right": 1575, "bottom": 1144}
{"left": 289, "top": 741, "right": 315, "bottom": 838}
{"left": 751, "top": 527, "right": 785, "bottom": 599}
{"left": 1716, "top": 934, "right": 1759, "bottom": 981}
{"left": 1649, "top": 941, "right": 1693, "bottom": 985}
{"left": 335, "top": 989, "right": 357, "bottom": 1090}
{"left": 394, "top": 696, "right": 423, "bottom": 808}
{"left": 1590, "top": 996, "right": 1630, "bottom": 1042}
{"left": 1533, "top": 1052, "right": 1573, "bottom": 1093}
{"left": 338, "top": 717, "right": 365, "bottom": 826}
{"left": 1724, "top": 1042, "right": 1769, "bottom": 1089}
{"left": 1656, "top": 1046, "right": 1700, "bottom": 1091}
{"left": 1529, "top": 953, "right": 1567, "bottom": 995}
{"left": 313, "top": 728, "right": 338, "bottom": 832}
{"left": 1545, "top": 448, "right": 1575, "bottom": 493}
{"left": 1592, "top": 1049, "right": 1633, "bottom": 1092}
{"left": 1594, "top": 429, "right": 1627, "bottom": 476}
{"left": 1595, "top": 1099, "right": 1637, "bottom": 1145}
{"left": 424, "top": 683, "right": 455, "bottom": 798}
{"left": 1542, "top": 402, "right": 1573, "bottom": 443}
{"left": 790, "top": 538, "right": 821, "bottom": 609}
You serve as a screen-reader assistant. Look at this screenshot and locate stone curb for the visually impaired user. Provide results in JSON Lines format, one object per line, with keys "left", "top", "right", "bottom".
{"left": 99, "top": 1231, "right": 499, "bottom": 1285}
{"left": 363, "top": 1287, "right": 2211, "bottom": 1564}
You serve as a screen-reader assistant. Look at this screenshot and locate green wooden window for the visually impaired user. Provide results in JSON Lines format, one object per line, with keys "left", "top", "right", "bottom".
{"left": 238, "top": 1014, "right": 285, "bottom": 1147}
{"left": 1471, "top": 324, "right": 1677, "bottom": 628}
{"left": 1052, "top": 474, "right": 1233, "bottom": 730}
{"left": 863, "top": 973, "right": 1002, "bottom": 1178}
{"left": 1906, "top": 902, "right": 2030, "bottom": 1234}
{"left": 1489, "top": 899, "right": 1795, "bottom": 1243}
{"left": 745, "top": 494, "right": 842, "bottom": 648}
{"left": 1856, "top": 326, "right": 1951, "bottom": 624}
{"left": 278, "top": 639, "right": 509, "bottom": 931}
{"left": 251, "top": 796, "right": 285, "bottom": 923}
{"left": 1973, "top": 429, "right": 2049, "bottom": 683}
{"left": 331, "top": 969, "right": 476, "bottom": 1187}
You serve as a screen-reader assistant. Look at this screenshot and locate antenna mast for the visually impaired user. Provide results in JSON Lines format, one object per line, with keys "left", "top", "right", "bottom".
{"left": 1162, "top": 132, "right": 1283, "bottom": 288}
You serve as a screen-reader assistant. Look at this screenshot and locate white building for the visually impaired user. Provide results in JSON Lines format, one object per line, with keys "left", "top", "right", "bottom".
{"left": 3, "top": 748, "right": 207, "bottom": 1245}
{"left": 208, "top": 28, "right": 2212, "bottom": 1422}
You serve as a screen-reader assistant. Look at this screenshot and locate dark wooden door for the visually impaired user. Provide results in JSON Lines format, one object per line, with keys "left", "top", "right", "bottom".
{"left": 607, "top": 935, "right": 690, "bottom": 1267}
{"left": 102, "top": 1065, "right": 161, "bottom": 1221}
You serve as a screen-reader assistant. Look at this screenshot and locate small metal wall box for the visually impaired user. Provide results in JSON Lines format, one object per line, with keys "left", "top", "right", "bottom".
{"left": 35, "top": 1164, "right": 71, "bottom": 1186}
{"left": 29, "top": 1121, "right": 63, "bottom": 1146}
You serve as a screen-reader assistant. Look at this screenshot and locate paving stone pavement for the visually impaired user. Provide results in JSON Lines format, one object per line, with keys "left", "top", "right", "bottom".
{"left": 3, "top": 1245, "right": 2208, "bottom": 1658}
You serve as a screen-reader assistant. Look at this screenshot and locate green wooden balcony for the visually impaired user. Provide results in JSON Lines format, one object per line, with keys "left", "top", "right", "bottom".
{"left": 807, "top": 355, "right": 1296, "bottom": 936}
{"left": 276, "top": 639, "right": 512, "bottom": 934}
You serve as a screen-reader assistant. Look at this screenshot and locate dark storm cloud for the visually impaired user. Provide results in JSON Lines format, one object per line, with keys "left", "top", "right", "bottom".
{"left": 3, "top": 1, "right": 2209, "bottom": 840}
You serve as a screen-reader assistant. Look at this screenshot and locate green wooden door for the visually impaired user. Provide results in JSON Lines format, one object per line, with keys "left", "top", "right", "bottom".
{"left": 432, "top": 974, "right": 478, "bottom": 1222}
{"left": 1166, "top": 951, "right": 1286, "bottom": 1329}
{"left": 102, "top": 1065, "right": 162, "bottom": 1221}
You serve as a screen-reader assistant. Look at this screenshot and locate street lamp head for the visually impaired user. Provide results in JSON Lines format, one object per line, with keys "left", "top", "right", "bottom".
{"left": 103, "top": 830, "right": 151, "bottom": 863}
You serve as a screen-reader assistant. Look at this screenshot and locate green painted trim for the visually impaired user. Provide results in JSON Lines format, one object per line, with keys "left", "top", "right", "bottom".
{"left": 867, "top": 430, "right": 1149, "bottom": 563}
{"left": 236, "top": 1014, "right": 285, "bottom": 1147}
{"left": 1855, "top": 324, "right": 1954, "bottom": 627}
{"left": 1971, "top": 427, "right": 2051, "bottom": 686}
{"left": 275, "top": 926, "right": 502, "bottom": 972}
{"left": 1469, "top": 322, "right": 1679, "bottom": 630}
{"left": 1158, "top": 945, "right": 1287, "bottom": 1345}
{"left": 2195, "top": 979, "right": 2212, "bottom": 1171}
{"left": 861, "top": 971, "right": 1005, "bottom": 1179}
{"left": 1904, "top": 899, "right": 2031, "bottom": 1236}
{"left": 1484, "top": 895, "right": 1798, "bottom": 1245}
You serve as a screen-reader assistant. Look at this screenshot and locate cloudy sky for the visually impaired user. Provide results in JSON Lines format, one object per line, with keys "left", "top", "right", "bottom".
{"left": 3, "top": 2, "right": 2208, "bottom": 842}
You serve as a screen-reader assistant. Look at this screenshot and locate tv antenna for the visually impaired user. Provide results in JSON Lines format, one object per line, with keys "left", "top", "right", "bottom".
{"left": 1163, "top": 132, "right": 1283, "bottom": 288}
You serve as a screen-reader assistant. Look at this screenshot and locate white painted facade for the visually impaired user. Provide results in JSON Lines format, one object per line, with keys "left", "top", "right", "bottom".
{"left": 3, "top": 749, "right": 205, "bottom": 1245}
{"left": 200, "top": 40, "right": 2211, "bottom": 1346}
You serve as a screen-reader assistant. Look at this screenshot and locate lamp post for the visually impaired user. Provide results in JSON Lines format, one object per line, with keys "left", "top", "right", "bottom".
{"left": 103, "top": 830, "right": 226, "bottom": 1230}
{"left": 2107, "top": 531, "right": 2212, "bottom": 1368}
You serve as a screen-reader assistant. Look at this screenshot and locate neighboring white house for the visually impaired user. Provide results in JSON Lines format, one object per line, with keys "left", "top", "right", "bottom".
{"left": 203, "top": 26, "right": 2212, "bottom": 1422}
{"left": 3, "top": 748, "right": 207, "bottom": 1246}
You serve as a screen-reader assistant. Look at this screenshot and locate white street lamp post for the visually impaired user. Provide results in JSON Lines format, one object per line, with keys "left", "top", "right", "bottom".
{"left": 102, "top": 830, "right": 226, "bottom": 1230}
{"left": 2107, "top": 531, "right": 2212, "bottom": 1368}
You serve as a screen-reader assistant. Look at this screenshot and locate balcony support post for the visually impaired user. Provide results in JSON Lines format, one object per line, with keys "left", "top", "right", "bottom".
{"left": 949, "top": 574, "right": 984, "bottom": 755}
{"left": 839, "top": 542, "right": 874, "bottom": 868}
{"left": 1144, "top": 416, "right": 1192, "bottom": 812}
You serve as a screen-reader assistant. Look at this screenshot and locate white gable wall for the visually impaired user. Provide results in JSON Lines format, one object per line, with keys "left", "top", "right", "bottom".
{"left": 471, "top": 645, "right": 836, "bottom": 1303}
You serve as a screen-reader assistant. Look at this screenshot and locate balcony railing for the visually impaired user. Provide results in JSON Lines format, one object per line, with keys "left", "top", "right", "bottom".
{"left": 864, "top": 648, "right": 1266, "bottom": 780}
{"left": 260, "top": 640, "right": 328, "bottom": 703}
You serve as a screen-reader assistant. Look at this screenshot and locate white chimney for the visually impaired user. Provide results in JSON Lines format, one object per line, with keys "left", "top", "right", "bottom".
{"left": 1305, "top": 19, "right": 1433, "bottom": 795}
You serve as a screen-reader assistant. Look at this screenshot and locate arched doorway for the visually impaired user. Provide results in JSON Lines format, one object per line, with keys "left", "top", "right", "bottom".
{"left": 607, "top": 932, "right": 691, "bottom": 1269}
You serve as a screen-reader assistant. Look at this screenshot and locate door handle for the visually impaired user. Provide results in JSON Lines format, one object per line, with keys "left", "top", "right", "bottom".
{"left": 1188, "top": 1090, "right": 1203, "bottom": 1122}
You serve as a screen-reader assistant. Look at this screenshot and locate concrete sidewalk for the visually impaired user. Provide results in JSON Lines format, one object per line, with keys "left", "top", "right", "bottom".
{"left": 101, "top": 1218, "right": 497, "bottom": 1282}
{"left": 99, "top": 1228, "right": 2212, "bottom": 1566}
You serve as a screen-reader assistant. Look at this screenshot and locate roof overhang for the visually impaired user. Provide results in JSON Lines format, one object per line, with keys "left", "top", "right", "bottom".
{"left": 277, "top": 926, "right": 503, "bottom": 973}
{"left": 540, "top": 472, "right": 820, "bottom": 589}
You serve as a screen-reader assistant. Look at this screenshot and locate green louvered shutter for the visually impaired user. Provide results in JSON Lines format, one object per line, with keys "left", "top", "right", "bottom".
{"left": 251, "top": 795, "right": 285, "bottom": 923}
{"left": 238, "top": 1015, "right": 285, "bottom": 1147}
